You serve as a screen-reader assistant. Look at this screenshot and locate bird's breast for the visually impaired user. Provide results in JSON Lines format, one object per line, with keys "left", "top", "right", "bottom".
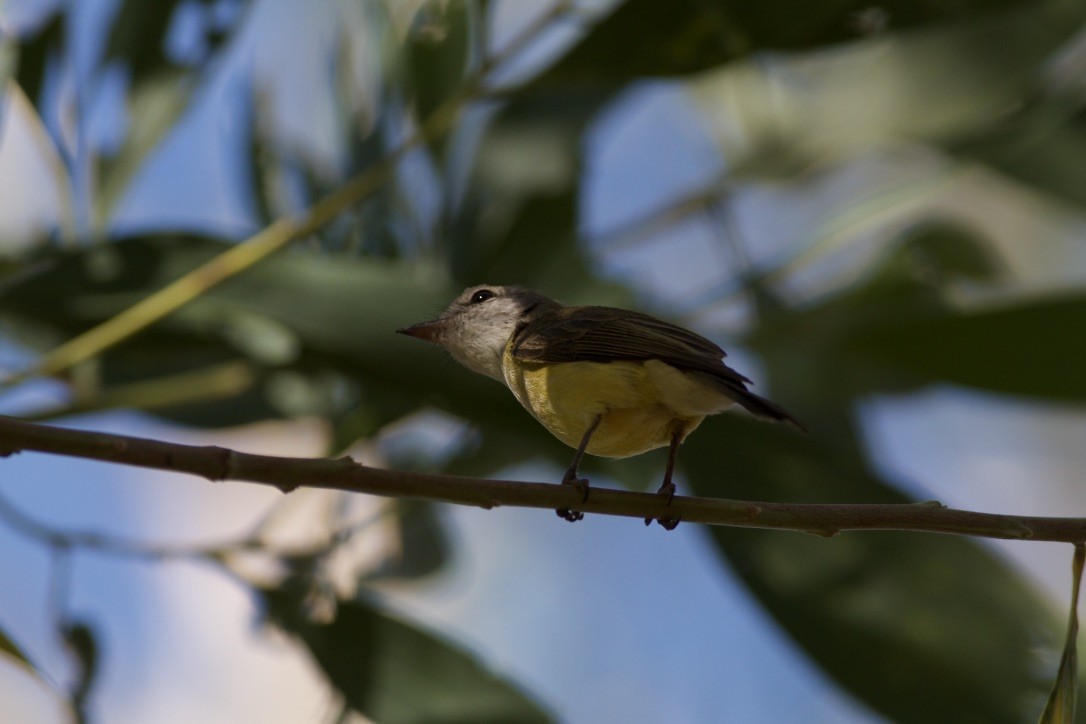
{"left": 501, "top": 351, "right": 725, "bottom": 458}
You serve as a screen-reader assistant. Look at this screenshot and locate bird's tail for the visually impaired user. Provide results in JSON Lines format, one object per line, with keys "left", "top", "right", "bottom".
{"left": 732, "top": 388, "right": 807, "bottom": 433}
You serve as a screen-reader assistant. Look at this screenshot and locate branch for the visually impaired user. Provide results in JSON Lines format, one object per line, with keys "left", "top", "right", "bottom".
{"left": 1, "top": 416, "right": 1084, "bottom": 542}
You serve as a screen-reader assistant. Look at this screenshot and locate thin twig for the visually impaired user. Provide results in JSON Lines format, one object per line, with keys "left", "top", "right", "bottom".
{"left": 2, "top": 415, "right": 1085, "bottom": 542}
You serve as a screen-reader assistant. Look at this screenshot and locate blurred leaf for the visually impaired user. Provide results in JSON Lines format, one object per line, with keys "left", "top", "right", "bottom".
{"left": 884, "top": 220, "right": 1003, "bottom": 284}
{"left": 446, "top": 88, "right": 613, "bottom": 289}
{"left": 241, "top": 87, "right": 279, "bottom": 227}
{"left": 538, "top": 0, "right": 1037, "bottom": 86}
{"left": 24, "top": 361, "right": 258, "bottom": 423}
{"left": 682, "top": 413, "right": 1058, "bottom": 723}
{"left": 0, "top": 80, "right": 74, "bottom": 250}
{"left": 366, "top": 503, "right": 449, "bottom": 581}
{"left": 263, "top": 587, "right": 552, "bottom": 723}
{"left": 336, "top": 0, "right": 393, "bottom": 142}
{"left": 104, "top": 0, "right": 191, "bottom": 83}
{"left": 750, "top": 220, "right": 1086, "bottom": 403}
{"left": 0, "top": 621, "right": 37, "bottom": 675}
{"left": 62, "top": 620, "right": 99, "bottom": 724}
{"left": 95, "top": 1, "right": 247, "bottom": 229}
{"left": 846, "top": 294, "right": 1086, "bottom": 401}
{"left": 952, "top": 104, "right": 1086, "bottom": 209}
{"left": 685, "top": 3, "right": 1082, "bottom": 179}
{"left": 94, "top": 70, "right": 194, "bottom": 231}
{"left": 1039, "top": 543, "right": 1084, "bottom": 724}
{"left": 12, "top": 9, "right": 64, "bottom": 110}
{"left": 0, "top": 39, "right": 13, "bottom": 91}
{"left": 405, "top": 0, "right": 473, "bottom": 126}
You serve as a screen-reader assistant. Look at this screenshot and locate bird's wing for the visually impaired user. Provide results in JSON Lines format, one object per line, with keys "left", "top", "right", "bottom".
{"left": 511, "top": 305, "right": 752, "bottom": 387}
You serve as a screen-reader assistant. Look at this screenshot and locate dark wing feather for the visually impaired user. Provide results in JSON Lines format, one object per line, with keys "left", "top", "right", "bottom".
{"left": 512, "top": 305, "right": 806, "bottom": 430}
{"left": 512, "top": 306, "right": 752, "bottom": 386}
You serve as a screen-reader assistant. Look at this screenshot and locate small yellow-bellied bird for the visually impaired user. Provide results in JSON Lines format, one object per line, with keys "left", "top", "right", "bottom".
{"left": 398, "top": 285, "right": 803, "bottom": 528}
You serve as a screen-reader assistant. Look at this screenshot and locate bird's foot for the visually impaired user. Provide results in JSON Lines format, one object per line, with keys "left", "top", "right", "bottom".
{"left": 644, "top": 481, "right": 680, "bottom": 530}
{"left": 557, "top": 472, "right": 590, "bottom": 523}
{"left": 556, "top": 508, "right": 585, "bottom": 523}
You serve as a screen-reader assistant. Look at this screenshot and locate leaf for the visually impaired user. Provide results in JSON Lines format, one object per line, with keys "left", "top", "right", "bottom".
{"left": 445, "top": 88, "right": 615, "bottom": 289}
{"left": 405, "top": 0, "right": 473, "bottom": 127}
{"left": 537, "top": 0, "right": 1041, "bottom": 86}
{"left": 951, "top": 106, "right": 1086, "bottom": 209}
{"left": 262, "top": 587, "right": 552, "bottom": 723}
{"left": 0, "top": 619, "right": 42, "bottom": 681}
{"left": 62, "top": 619, "right": 100, "bottom": 724}
{"left": 0, "top": 80, "right": 75, "bottom": 250}
{"left": 1039, "top": 543, "right": 1084, "bottom": 724}
{"left": 93, "top": 69, "right": 195, "bottom": 231}
{"left": 746, "top": 219, "right": 1086, "bottom": 404}
{"left": 685, "top": 4, "right": 1083, "bottom": 179}
{"left": 365, "top": 502, "right": 449, "bottom": 581}
{"left": 0, "top": 616, "right": 50, "bottom": 694}
{"left": 845, "top": 294, "right": 1086, "bottom": 401}
{"left": 11, "top": 8, "right": 64, "bottom": 111}
{"left": 103, "top": 0, "right": 191, "bottom": 84}
{"left": 681, "top": 413, "right": 1060, "bottom": 723}
{"left": 94, "top": 0, "right": 243, "bottom": 229}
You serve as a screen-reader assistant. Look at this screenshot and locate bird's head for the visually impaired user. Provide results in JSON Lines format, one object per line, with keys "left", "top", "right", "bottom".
{"left": 397, "top": 284, "right": 556, "bottom": 381}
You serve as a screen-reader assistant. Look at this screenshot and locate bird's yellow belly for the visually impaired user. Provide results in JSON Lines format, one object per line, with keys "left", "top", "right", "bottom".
{"left": 502, "top": 357, "right": 707, "bottom": 459}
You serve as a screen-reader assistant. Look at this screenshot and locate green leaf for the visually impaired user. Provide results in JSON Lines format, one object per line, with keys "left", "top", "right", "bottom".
{"left": 685, "top": 3, "right": 1083, "bottom": 180}
{"left": 405, "top": 0, "right": 473, "bottom": 124}
{"left": 103, "top": 0, "right": 192, "bottom": 83}
{"left": 93, "top": 69, "right": 195, "bottom": 231}
{"left": 682, "top": 413, "right": 1059, "bottom": 723}
{"left": 952, "top": 105, "right": 1086, "bottom": 209}
{"left": 365, "top": 503, "right": 450, "bottom": 581}
{"left": 538, "top": 0, "right": 1040, "bottom": 86}
{"left": 845, "top": 294, "right": 1086, "bottom": 401}
{"left": 748, "top": 220, "right": 1086, "bottom": 404}
{"left": 11, "top": 8, "right": 64, "bottom": 111}
{"left": 0, "top": 620, "right": 40, "bottom": 679}
{"left": 1039, "top": 543, "right": 1084, "bottom": 724}
{"left": 262, "top": 587, "right": 552, "bottom": 723}
{"left": 445, "top": 88, "right": 614, "bottom": 290}
{"left": 95, "top": 0, "right": 245, "bottom": 230}
{"left": 62, "top": 619, "right": 100, "bottom": 724}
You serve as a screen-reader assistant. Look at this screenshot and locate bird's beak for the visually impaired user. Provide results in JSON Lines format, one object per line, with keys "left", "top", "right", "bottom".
{"left": 396, "top": 319, "right": 446, "bottom": 344}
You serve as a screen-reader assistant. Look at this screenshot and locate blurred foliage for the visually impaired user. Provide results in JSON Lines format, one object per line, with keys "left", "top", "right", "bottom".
{"left": 264, "top": 582, "right": 550, "bottom": 723}
{"left": 61, "top": 620, "right": 99, "bottom": 724}
{"left": 0, "top": 621, "right": 35, "bottom": 675}
{"left": 2, "top": 0, "right": 1086, "bottom": 721}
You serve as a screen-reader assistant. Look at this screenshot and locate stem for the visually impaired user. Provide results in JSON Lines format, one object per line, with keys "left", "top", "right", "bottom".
{"left": 2, "top": 415, "right": 1084, "bottom": 542}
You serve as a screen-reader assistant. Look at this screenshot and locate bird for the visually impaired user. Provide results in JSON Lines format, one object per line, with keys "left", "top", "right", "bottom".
{"left": 397, "top": 285, "right": 803, "bottom": 529}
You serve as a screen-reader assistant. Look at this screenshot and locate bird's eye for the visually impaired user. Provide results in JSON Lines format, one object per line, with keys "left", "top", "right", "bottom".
{"left": 470, "top": 289, "right": 495, "bottom": 304}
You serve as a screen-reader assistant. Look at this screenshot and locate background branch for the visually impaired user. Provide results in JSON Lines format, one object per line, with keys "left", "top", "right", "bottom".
{"left": 2, "top": 415, "right": 1084, "bottom": 542}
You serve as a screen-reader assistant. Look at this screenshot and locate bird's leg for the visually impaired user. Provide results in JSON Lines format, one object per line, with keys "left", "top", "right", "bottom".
{"left": 645, "top": 424, "right": 684, "bottom": 530}
{"left": 557, "top": 414, "right": 602, "bottom": 523}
